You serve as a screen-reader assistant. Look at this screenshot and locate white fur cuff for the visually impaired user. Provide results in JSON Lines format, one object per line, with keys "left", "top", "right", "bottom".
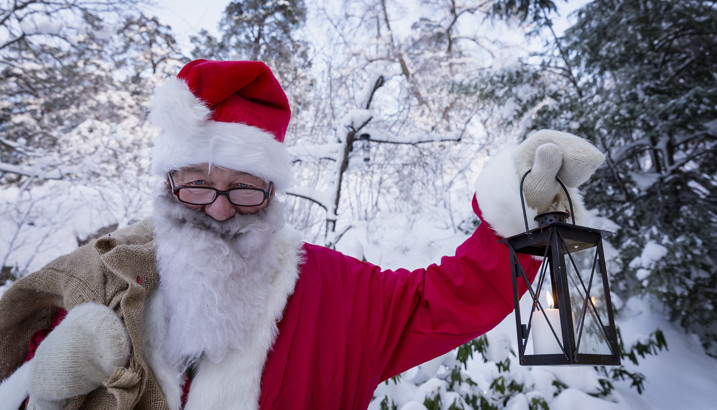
{"left": 0, "top": 359, "right": 32, "bottom": 410}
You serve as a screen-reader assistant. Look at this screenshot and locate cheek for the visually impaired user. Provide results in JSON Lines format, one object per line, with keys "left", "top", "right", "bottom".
{"left": 236, "top": 201, "right": 269, "bottom": 215}
{"left": 179, "top": 202, "right": 204, "bottom": 211}
{"left": 236, "top": 205, "right": 262, "bottom": 215}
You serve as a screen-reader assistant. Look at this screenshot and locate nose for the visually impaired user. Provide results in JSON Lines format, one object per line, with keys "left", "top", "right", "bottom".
{"left": 204, "top": 194, "right": 237, "bottom": 221}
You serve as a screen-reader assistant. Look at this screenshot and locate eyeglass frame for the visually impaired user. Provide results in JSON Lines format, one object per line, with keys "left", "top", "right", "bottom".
{"left": 167, "top": 172, "right": 274, "bottom": 207}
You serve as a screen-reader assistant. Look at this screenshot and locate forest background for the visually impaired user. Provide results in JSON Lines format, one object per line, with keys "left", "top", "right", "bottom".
{"left": 0, "top": 0, "right": 715, "bottom": 409}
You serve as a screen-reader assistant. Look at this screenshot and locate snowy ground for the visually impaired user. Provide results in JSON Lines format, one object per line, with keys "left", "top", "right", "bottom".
{"left": 614, "top": 297, "right": 717, "bottom": 410}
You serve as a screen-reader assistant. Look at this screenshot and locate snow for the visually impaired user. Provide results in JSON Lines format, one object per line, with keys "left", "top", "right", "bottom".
{"left": 485, "top": 330, "right": 513, "bottom": 363}
{"left": 0, "top": 161, "right": 63, "bottom": 180}
{"left": 340, "top": 109, "right": 373, "bottom": 132}
{"left": 551, "top": 388, "right": 622, "bottom": 410}
{"left": 147, "top": 0, "right": 225, "bottom": 54}
{"left": 0, "top": 180, "right": 152, "bottom": 275}
{"left": 617, "top": 297, "right": 717, "bottom": 410}
{"left": 629, "top": 240, "right": 669, "bottom": 271}
{"left": 687, "top": 180, "right": 710, "bottom": 198}
{"left": 548, "top": 367, "right": 601, "bottom": 393}
{"left": 18, "top": 16, "right": 64, "bottom": 35}
{"left": 285, "top": 185, "right": 336, "bottom": 215}
{"left": 629, "top": 171, "right": 660, "bottom": 191}
{"left": 288, "top": 142, "right": 344, "bottom": 163}
{"left": 635, "top": 269, "right": 651, "bottom": 281}
{"left": 356, "top": 71, "right": 387, "bottom": 108}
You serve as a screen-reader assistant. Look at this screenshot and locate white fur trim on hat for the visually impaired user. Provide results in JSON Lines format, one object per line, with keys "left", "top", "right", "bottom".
{"left": 149, "top": 77, "right": 292, "bottom": 192}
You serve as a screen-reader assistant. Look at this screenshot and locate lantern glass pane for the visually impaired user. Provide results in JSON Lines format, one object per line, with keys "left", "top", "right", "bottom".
{"left": 563, "top": 242, "right": 612, "bottom": 355}
{"left": 525, "top": 260, "right": 565, "bottom": 356}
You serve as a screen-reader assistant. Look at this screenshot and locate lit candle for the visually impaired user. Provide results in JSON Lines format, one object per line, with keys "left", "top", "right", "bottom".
{"left": 531, "top": 291, "right": 564, "bottom": 354}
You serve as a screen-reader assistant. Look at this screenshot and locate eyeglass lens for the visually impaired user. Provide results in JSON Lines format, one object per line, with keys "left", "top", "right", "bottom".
{"left": 178, "top": 187, "right": 266, "bottom": 206}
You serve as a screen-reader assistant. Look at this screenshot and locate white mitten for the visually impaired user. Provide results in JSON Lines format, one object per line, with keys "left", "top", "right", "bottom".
{"left": 475, "top": 130, "right": 604, "bottom": 238}
{"left": 26, "top": 303, "right": 130, "bottom": 408}
{"left": 513, "top": 130, "right": 605, "bottom": 214}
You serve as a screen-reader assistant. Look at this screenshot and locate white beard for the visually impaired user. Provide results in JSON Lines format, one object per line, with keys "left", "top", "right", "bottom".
{"left": 151, "top": 190, "right": 287, "bottom": 371}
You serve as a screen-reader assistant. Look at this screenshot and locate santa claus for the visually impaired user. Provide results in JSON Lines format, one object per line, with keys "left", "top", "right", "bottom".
{"left": 0, "top": 60, "right": 604, "bottom": 409}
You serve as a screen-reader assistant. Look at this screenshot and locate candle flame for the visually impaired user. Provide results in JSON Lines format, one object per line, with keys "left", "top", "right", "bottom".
{"left": 547, "top": 291, "right": 555, "bottom": 309}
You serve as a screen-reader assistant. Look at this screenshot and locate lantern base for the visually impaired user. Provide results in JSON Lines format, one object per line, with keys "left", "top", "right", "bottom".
{"left": 520, "top": 353, "right": 621, "bottom": 366}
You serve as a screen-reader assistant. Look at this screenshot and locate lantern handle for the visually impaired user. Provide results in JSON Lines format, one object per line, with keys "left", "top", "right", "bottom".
{"left": 519, "top": 170, "right": 576, "bottom": 233}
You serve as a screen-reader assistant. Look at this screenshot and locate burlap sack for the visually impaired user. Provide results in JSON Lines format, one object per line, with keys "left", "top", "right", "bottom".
{"left": 0, "top": 219, "right": 170, "bottom": 409}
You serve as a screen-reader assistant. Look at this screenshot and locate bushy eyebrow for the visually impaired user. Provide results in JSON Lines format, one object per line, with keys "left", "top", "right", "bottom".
{"left": 175, "top": 167, "right": 208, "bottom": 178}
{"left": 180, "top": 166, "right": 206, "bottom": 173}
{"left": 174, "top": 167, "right": 267, "bottom": 187}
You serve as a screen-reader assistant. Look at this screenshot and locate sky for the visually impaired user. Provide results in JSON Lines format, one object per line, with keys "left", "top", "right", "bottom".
{"left": 147, "top": 0, "right": 225, "bottom": 52}
{"left": 147, "top": 0, "right": 592, "bottom": 55}
{"left": 0, "top": 0, "right": 588, "bottom": 60}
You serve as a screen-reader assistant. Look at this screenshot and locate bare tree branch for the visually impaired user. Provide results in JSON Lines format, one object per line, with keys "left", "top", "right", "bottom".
{"left": 0, "top": 161, "right": 63, "bottom": 180}
{"left": 379, "top": 0, "right": 427, "bottom": 106}
{"left": 367, "top": 135, "right": 461, "bottom": 145}
{"left": 285, "top": 191, "right": 327, "bottom": 211}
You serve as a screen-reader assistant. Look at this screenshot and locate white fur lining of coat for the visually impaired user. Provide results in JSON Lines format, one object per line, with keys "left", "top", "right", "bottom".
{"left": 474, "top": 142, "right": 588, "bottom": 239}
{"left": 143, "top": 227, "right": 303, "bottom": 410}
{"left": 0, "top": 358, "right": 32, "bottom": 410}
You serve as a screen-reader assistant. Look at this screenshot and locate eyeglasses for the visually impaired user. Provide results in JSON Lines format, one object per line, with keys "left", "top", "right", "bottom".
{"left": 168, "top": 173, "right": 273, "bottom": 207}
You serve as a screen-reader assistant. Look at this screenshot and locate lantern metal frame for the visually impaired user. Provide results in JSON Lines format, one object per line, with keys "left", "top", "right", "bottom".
{"left": 501, "top": 171, "right": 621, "bottom": 366}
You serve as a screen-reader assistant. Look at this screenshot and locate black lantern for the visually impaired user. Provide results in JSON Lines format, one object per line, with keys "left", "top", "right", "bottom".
{"left": 501, "top": 172, "right": 620, "bottom": 366}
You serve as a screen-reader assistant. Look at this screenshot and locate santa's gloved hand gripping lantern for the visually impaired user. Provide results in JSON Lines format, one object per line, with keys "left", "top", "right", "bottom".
{"left": 477, "top": 130, "right": 621, "bottom": 366}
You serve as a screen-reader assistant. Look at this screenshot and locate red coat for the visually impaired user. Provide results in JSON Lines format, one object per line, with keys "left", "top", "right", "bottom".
{"left": 258, "top": 198, "right": 538, "bottom": 409}
{"left": 17, "top": 198, "right": 538, "bottom": 409}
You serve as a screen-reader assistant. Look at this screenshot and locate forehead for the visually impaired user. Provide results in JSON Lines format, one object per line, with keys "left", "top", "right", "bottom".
{"left": 174, "top": 164, "right": 265, "bottom": 183}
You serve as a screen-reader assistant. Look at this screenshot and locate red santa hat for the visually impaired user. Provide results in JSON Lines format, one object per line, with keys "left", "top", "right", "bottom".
{"left": 149, "top": 59, "right": 292, "bottom": 192}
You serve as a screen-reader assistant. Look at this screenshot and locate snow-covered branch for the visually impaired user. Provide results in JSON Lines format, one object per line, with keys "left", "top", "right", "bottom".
{"left": 0, "top": 162, "right": 62, "bottom": 180}
{"left": 286, "top": 185, "right": 336, "bottom": 217}
{"left": 287, "top": 191, "right": 327, "bottom": 211}
{"left": 288, "top": 143, "right": 344, "bottom": 163}
{"left": 367, "top": 134, "right": 462, "bottom": 145}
